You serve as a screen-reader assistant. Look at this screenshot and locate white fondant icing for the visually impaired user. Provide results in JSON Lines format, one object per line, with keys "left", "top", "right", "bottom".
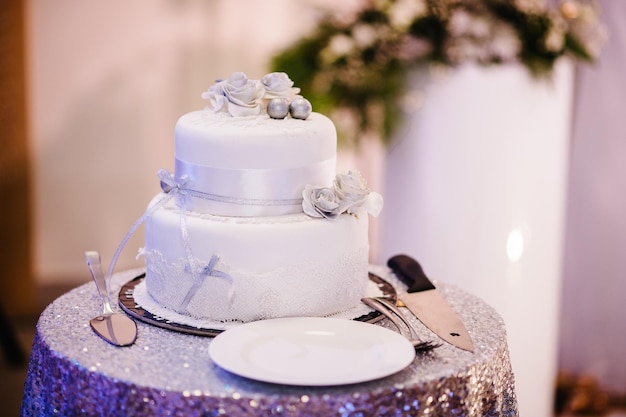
{"left": 144, "top": 198, "right": 369, "bottom": 322}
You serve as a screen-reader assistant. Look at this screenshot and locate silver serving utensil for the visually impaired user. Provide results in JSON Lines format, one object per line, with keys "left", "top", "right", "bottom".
{"left": 85, "top": 251, "right": 137, "bottom": 346}
{"left": 361, "top": 297, "right": 441, "bottom": 353}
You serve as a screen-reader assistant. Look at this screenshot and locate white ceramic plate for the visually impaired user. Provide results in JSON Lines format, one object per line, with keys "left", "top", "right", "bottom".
{"left": 208, "top": 317, "right": 415, "bottom": 386}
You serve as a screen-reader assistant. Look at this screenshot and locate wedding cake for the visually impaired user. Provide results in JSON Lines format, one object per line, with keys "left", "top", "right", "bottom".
{"left": 140, "top": 72, "right": 382, "bottom": 323}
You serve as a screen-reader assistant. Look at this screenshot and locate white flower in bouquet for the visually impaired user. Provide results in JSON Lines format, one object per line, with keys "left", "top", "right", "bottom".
{"left": 351, "top": 23, "right": 378, "bottom": 49}
{"left": 397, "top": 35, "right": 432, "bottom": 62}
{"left": 447, "top": 9, "right": 523, "bottom": 64}
{"left": 388, "top": 0, "right": 427, "bottom": 30}
{"left": 563, "top": 1, "right": 608, "bottom": 59}
{"left": 513, "top": 0, "right": 546, "bottom": 14}
{"left": 323, "top": 34, "right": 355, "bottom": 63}
{"left": 544, "top": 13, "right": 568, "bottom": 52}
{"left": 202, "top": 72, "right": 265, "bottom": 117}
{"left": 449, "top": 9, "right": 491, "bottom": 39}
{"left": 488, "top": 23, "right": 522, "bottom": 61}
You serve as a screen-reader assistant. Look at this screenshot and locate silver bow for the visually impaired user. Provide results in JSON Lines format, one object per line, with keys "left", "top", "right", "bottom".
{"left": 177, "top": 255, "right": 233, "bottom": 313}
{"left": 158, "top": 168, "right": 189, "bottom": 194}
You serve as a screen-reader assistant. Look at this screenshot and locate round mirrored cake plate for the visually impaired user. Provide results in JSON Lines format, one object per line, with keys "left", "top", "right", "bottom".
{"left": 118, "top": 273, "right": 397, "bottom": 337}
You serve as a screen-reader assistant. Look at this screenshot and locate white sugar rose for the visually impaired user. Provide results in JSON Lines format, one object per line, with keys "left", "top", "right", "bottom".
{"left": 334, "top": 171, "right": 383, "bottom": 216}
{"left": 201, "top": 72, "right": 265, "bottom": 117}
{"left": 302, "top": 185, "right": 341, "bottom": 219}
{"left": 261, "top": 72, "right": 300, "bottom": 100}
{"left": 334, "top": 170, "right": 369, "bottom": 212}
{"left": 202, "top": 82, "right": 228, "bottom": 113}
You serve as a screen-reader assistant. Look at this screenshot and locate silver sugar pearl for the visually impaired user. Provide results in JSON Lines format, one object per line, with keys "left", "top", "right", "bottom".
{"left": 289, "top": 98, "right": 312, "bottom": 120}
{"left": 267, "top": 98, "right": 290, "bottom": 119}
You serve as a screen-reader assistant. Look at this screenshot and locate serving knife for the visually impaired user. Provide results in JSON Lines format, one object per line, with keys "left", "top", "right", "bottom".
{"left": 388, "top": 254, "right": 474, "bottom": 352}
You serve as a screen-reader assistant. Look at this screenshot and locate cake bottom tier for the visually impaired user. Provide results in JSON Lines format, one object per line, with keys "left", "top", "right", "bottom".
{"left": 143, "top": 196, "right": 370, "bottom": 322}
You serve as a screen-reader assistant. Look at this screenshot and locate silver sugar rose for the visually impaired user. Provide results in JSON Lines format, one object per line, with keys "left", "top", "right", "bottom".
{"left": 203, "top": 72, "right": 312, "bottom": 120}
{"left": 303, "top": 171, "right": 383, "bottom": 219}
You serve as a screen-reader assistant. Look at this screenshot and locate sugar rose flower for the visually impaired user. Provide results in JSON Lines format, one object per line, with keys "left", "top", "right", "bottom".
{"left": 261, "top": 72, "right": 300, "bottom": 100}
{"left": 334, "top": 171, "right": 383, "bottom": 216}
{"left": 302, "top": 185, "right": 341, "bottom": 219}
{"left": 202, "top": 72, "right": 265, "bottom": 117}
{"left": 334, "top": 171, "right": 369, "bottom": 211}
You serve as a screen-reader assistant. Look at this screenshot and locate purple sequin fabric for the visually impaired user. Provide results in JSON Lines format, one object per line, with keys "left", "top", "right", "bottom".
{"left": 21, "top": 267, "right": 518, "bottom": 416}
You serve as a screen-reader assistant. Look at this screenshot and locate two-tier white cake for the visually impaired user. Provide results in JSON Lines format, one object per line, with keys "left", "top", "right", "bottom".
{"left": 140, "top": 72, "right": 382, "bottom": 323}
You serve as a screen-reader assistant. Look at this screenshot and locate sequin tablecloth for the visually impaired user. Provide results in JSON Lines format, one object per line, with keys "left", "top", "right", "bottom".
{"left": 21, "top": 267, "right": 517, "bottom": 417}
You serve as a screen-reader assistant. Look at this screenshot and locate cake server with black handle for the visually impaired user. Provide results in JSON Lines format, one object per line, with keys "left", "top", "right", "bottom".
{"left": 388, "top": 254, "right": 474, "bottom": 352}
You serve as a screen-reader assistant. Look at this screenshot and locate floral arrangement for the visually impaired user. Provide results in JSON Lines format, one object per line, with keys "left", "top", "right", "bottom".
{"left": 303, "top": 171, "right": 383, "bottom": 219}
{"left": 270, "top": 0, "right": 606, "bottom": 145}
{"left": 202, "top": 72, "right": 312, "bottom": 119}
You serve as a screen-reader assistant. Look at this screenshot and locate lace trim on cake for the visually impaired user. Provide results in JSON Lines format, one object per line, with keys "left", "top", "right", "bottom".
{"left": 141, "top": 249, "right": 234, "bottom": 316}
{"left": 132, "top": 267, "right": 385, "bottom": 330}
{"left": 132, "top": 281, "right": 243, "bottom": 330}
{"left": 143, "top": 246, "right": 370, "bottom": 322}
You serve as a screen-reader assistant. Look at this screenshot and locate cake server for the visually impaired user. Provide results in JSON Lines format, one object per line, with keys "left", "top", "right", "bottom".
{"left": 85, "top": 251, "right": 137, "bottom": 347}
{"left": 388, "top": 254, "right": 474, "bottom": 352}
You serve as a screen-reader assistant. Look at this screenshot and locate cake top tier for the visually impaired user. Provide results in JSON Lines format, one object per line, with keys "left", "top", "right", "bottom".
{"left": 172, "top": 72, "right": 337, "bottom": 217}
{"left": 169, "top": 71, "right": 381, "bottom": 219}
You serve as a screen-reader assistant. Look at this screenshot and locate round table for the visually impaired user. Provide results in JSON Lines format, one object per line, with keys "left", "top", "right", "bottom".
{"left": 21, "top": 267, "right": 518, "bottom": 416}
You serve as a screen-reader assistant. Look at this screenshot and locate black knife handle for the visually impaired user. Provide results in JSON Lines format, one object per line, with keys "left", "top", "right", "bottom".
{"left": 387, "top": 254, "right": 436, "bottom": 293}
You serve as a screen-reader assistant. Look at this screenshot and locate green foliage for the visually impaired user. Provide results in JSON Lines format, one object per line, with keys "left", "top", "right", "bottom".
{"left": 271, "top": 0, "right": 604, "bottom": 146}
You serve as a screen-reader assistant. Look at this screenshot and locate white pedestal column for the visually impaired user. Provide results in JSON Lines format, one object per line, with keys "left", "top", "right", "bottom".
{"left": 379, "top": 60, "right": 574, "bottom": 417}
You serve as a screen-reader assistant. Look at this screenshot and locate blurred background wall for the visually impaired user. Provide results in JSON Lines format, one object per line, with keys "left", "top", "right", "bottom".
{"left": 26, "top": 0, "right": 316, "bottom": 284}
{"left": 3, "top": 0, "right": 624, "bottom": 414}
{"left": 558, "top": 2, "right": 626, "bottom": 395}
{"left": 0, "top": 0, "right": 33, "bottom": 315}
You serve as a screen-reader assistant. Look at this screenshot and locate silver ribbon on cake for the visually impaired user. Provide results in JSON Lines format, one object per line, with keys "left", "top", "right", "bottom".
{"left": 104, "top": 169, "right": 232, "bottom": 310}
{"left": 174, "top": 156, "right": 336, "bottom": 216}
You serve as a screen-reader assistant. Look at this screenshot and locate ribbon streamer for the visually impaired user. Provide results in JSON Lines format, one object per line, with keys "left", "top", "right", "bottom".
{"left": 103, "top": 169, "right": 233, "bottom": 303}
{"left": 103, "top": 169, "right": 182, "bottom": 297}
